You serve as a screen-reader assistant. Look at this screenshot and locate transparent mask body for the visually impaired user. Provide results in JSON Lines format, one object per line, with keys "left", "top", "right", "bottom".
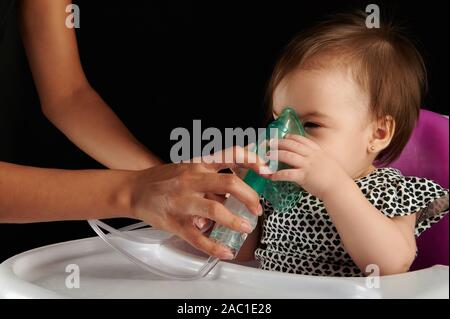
{"left": 209, "top": 107, "right": 306, "bottom": 257}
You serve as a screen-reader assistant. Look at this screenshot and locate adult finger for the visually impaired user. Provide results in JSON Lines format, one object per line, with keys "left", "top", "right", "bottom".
{"left": 204, "top": 146, "right": 271, "bottom": 175}
{"left": 190, "top": 173, "right": 263, "bottom": 216}
{"left": 183, "top": 197, "right": 256, "bottom": 233}
{"left": 180, "top": 225, "right": 235, "bottom": 260}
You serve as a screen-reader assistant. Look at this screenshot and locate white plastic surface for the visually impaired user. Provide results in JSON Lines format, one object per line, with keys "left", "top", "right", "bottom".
{"left": 0, "top": 231, "right": 448, "bottom": 299}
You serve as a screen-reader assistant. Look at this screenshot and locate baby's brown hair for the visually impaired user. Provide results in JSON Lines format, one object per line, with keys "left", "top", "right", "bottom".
{"left": 265, "top": 11, "right": 427, "bottom": 165}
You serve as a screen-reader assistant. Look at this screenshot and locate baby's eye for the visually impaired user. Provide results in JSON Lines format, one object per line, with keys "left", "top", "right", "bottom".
{"left": 303, "top": 122, "right": 320, "bottom": 129}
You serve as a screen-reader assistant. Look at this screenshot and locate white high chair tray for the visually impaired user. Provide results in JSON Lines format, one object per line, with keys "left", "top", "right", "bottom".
{"left": 0, "top": 234, "right": 448, "bottom": 299}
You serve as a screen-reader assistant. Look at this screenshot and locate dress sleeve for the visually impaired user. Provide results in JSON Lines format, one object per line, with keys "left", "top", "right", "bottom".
{"left": 369, "top": 173, "right": 449, "bottom": 237}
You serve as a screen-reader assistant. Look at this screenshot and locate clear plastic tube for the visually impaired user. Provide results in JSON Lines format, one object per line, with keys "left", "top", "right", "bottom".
{"left": 88, "top": 219, "right": 220, "bottom": 280}
{"left": 87, "top": 191, "right": 249, "bottom": 280}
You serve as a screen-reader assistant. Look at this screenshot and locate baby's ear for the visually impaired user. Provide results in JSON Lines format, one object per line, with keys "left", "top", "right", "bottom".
{"left": 370, "top": 115, "right": 395, "bottom": 152}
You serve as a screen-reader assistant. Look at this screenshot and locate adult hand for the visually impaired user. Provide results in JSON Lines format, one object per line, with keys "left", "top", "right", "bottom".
{"left": 128, "top": 147, "right": 268, "bottom": 259}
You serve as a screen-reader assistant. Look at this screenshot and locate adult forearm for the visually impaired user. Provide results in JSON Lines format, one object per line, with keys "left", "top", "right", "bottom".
{"left": 0, "top": 161, "right": 133, "bottom": 223}
{"left": 19, "top": 0, "right": 160, "bottom": 170}
{"left": 42, "top": 85, "right": 161, "bottom": 170}
{"left": 0, "top": 159, "right": 265, "bottom": 258}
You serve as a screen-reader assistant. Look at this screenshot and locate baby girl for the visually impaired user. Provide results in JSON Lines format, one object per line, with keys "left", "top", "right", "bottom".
{"left": 236, "top": 11, "right": 449, "bottom": 276}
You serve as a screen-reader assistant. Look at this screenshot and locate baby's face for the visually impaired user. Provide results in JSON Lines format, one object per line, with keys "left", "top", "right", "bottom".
{"left": 272, "top": 67, "right": 375, "bottom": 179}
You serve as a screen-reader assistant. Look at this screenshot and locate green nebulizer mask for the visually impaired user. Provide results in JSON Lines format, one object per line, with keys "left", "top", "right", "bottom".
{"left": 209, "top": 107, "right": 306, "bottom": 257}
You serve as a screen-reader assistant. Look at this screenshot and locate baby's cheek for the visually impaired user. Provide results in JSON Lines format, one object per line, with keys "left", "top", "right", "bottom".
{"left": 324, "top": 140, "right": 360, "bottom": 172}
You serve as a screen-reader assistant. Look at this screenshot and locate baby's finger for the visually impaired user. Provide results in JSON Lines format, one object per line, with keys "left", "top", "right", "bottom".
{"left": 285, "top": 134, "right": 320, "bottom": 150}
{"left": 270, "top": 139, "right": 311, "bottom": 157}
{"left": 270, "top": 169, "right": 304, "bottom": 183}
{"left": 267, "top": 150, "right": 305, "bottom": 168}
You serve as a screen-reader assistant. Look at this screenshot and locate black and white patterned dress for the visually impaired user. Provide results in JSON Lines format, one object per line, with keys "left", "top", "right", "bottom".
{"left": 254, "top": 167, "right": 449, "bottom": 276}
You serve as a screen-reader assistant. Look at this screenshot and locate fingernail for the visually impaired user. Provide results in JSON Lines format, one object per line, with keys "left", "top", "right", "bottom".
{"left": 197, "top": 218, "right": 207, "bottom": 229}
{"left": 221, "top": 250, "right": 235, "bottom": 260}
{"left": 258, "top": 166, "right": 274, "bottom": 175}
{"left": 256, "top": 204, "right": 263, "bottom": 216}
{"left": 240, "top": 220, "right": 254, "bottom": 233}
{"left": 200, "top": 220, "right": 213, "bottom": 233}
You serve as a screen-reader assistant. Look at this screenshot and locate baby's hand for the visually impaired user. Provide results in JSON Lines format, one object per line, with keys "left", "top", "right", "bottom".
{"left": 267, "top": 134, "right": 349, "bottom": 200}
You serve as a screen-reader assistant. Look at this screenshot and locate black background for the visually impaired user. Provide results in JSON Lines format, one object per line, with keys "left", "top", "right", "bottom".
{"left": 0, "top": 0, "right": 448, "bottom": 262}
